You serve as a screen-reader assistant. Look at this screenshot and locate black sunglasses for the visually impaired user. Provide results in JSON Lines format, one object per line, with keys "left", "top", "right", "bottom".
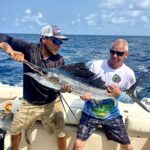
{"left": 46, "top": 37, "right": 63, "bottom": 46}
{"left": 110, "top": 49, "right": 126, "bottom": 56}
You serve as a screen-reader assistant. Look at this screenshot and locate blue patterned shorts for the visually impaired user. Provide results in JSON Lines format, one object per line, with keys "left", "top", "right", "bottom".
{"left": 76, "top": 112, "right": 130, "bottom": 145}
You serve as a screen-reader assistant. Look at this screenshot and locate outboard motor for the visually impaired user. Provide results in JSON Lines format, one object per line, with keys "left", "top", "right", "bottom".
{"left": 0, "top": 128, "right": 6, "bottom": 150}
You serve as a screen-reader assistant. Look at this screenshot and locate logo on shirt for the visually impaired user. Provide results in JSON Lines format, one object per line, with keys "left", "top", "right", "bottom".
{"left": 112, "top": 74, "right": 121, "bottom": 83}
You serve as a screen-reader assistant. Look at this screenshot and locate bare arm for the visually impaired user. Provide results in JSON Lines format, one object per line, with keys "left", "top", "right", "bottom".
{"left": 80, "top": 92, "right": 92, "bottom": 101}
{"left": 107, "top": 85, "right": 133, "bottom": 103}
{"left": 0, "top": 42, "right": 13, "bottom": 54}
{"left": 0, "top": 42, "right": 24, "bottom": 62}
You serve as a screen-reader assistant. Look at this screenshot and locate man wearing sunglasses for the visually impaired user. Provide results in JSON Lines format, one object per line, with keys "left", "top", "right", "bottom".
{"left": 73, "top": 39, "right": 136, "bottom": 150}
{"left": 0, "top": 24, "right": 70, "bottom": 150}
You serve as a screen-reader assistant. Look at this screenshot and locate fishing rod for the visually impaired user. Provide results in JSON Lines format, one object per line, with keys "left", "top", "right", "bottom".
{"left": 59, "top": 93, "right": 78, "bottom": 122}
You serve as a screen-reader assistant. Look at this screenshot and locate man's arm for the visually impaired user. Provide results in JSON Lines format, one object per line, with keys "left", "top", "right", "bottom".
{"left": 107, "top": 85, "right": 134, "bottom": 103}
{"left": 117, "top": 92, "right": 133, "bottom": 103}
{"left": 0, "top": 42, "right": 24, "bottom": 62}
{"left": 0, "top": 33, "right": 31, "bottom": 53}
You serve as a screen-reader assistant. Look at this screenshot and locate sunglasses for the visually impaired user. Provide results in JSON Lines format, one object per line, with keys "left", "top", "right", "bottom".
{"left": 110, "top": 49, "right": 126, "bottom": 56}
{"left": 46, "top": 37, "right": 63, "bottom": 46}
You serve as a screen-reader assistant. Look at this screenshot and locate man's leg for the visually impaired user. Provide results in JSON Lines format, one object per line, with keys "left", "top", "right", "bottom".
{"left": 41, "top": 99, "right": 66, "bottom": 150}
{"left": 73, "top": 112, "right": 99, "bottom": 150}
{"left": 120, "top": 144, "right": 133, "bottom": 150}
{"left": 11, "top": 133, "right": 21, "bottom": 150}
{"left": 102, "top": 116, "right": 132, "bottom": 150}
{"left": 73, "top": 139, "right": 86, "bottom": 150}
{"left": 48, "top": 98, "right": 66, "bottom": 150}
{"left": 57, "top": 136, "right": 66, "bottom": 150}
{"left": 10, "top": 100, "right": 40, "bottom": 150}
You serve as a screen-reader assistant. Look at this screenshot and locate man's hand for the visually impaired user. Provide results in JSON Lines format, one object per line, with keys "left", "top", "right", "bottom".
{"left": 9, "top": 51, "right": 24, "bottom": 62}
{"left": 0, "top": 42, "right": 24, "bottom": 62}
{"left": 80, "top": 92, "right": 92, "bottom": 101}
{"left": 60, "top": 84, "right": 72, "bottom": 93}
{"left": 107, "top": 85, "right": 121, "bottom": 98}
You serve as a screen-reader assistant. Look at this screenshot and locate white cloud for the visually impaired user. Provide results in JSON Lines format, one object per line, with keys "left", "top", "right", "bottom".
{"left": 100, "top": 0, "right": 125, "bottom": 9}
{"left": 111, "top": 17, "right": 128, "bottom": 24}
{"left": 14, "top": 18, "right": 20, "bottom": 26}
{"left": 71, "top": 14, "right": 81, "bottom": 26}
{"left": 21, "top": 9, "right": 46, "bottom": 26}
{"left": 100, "top": 0, "right": 150, "bottom": 10}
{"left": 71, "top": 20, "right": 75, "bottom": 25}
{"left": 109, "top": 0, "right": 125, "bottom": 8}
{"left": 140, "top": 16, "right": 150, "bottom": 22}
{"left": 36, "top": 12, "right": 43, "bottom": 19}
{"left": 25, "top": 9, "right": 31, "bottom": 15}
{"left": 96, "top": 0, "right": 150, "bottom": 28}
{"left": 85, "top": 13, "right": 99, "bottom": 26}
{"left": 139, "top": 0, "right": 150, "bottom": 9}
{"left": 128, "top": 4, "right": 134, "bottom": 9}
{"left": 101, "top": 12, "right": 114, "bottom": 19}
{"left": 129, "top": 10, "right": 142, "bottom": 17}
{"left": 11, "top": 9, "right": 47, "bottom": 27}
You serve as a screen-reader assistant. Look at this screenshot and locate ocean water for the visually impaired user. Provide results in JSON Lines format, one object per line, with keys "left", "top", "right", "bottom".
{"left": 0, "top": 34, "right": 149, "bottom": 98}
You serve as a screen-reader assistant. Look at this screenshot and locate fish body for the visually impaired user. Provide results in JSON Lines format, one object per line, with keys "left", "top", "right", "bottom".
{"left": 25, "top": 62, "right": 114, "bottom": 101}
{"left": 24, "top": 61, "right": 150, "bottom": 112}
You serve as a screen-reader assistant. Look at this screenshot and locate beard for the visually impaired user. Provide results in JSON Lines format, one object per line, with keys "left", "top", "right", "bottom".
{"left": 45, "top": 44, "right": 57, "bottom": 55}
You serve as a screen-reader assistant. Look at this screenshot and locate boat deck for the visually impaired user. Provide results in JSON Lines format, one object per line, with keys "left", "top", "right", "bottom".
{"left": 0, "top": 86, "right": 150, "bottom": 150}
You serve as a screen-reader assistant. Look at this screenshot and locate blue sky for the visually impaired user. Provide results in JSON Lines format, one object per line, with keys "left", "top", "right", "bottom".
{"left": 0, "top": 0, "right": 150, "bottom": 36}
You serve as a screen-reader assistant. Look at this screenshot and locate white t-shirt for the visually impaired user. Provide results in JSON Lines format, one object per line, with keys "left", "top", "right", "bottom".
{"left": 89, "top": 60, "right": 136, "bottom": 91}
{"left": 83, "top": 60, "right": 136, "bottom": 119}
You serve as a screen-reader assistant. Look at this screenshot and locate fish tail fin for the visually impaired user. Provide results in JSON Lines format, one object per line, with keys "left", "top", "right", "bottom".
{"left": 127, "top": 70, "right": 150, "bottom": 94}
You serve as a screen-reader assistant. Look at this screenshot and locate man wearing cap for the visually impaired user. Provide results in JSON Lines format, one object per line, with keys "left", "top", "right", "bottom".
{"left": 73, "top": 39, "right": 136, "bottom": 150}
{"left": 0, "top": 25, "right": 69, "bottom": 150}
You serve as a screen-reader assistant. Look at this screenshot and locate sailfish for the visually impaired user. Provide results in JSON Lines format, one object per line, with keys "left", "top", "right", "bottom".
{"left": 23, "top": 60, "right": 150, "bottom": 113}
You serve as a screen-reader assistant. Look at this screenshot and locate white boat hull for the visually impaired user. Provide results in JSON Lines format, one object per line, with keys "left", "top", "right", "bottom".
{"left": 0, "top": 86, "right": 150, "bottom": 150}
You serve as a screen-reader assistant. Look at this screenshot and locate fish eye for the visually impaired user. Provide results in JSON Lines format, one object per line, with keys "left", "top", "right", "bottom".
{"left": 49, "top": 76, "right": 59, "bottom": 84}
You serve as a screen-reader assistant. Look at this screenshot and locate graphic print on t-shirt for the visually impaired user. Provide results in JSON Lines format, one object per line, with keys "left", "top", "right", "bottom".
{"left": 112, "top": 74, "right": 121, "bottom": 83}
{"left": 91, "top": 99, "right": 115, "bottom": 118}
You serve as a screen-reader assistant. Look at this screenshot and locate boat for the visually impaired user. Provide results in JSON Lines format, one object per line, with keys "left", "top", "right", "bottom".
{"left": 0, "top": 86, "right": 150, "bottom": 150}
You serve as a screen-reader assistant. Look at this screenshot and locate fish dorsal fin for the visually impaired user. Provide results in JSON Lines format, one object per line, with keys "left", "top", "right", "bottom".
{"left": 59, "top": 62, "right": 106, "bottom": 89}
{"left": 25, "top": 60, "right": 107, "bottom": 89}
{"left": 60, "top": 62, "right": 95, "bottom": 79}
